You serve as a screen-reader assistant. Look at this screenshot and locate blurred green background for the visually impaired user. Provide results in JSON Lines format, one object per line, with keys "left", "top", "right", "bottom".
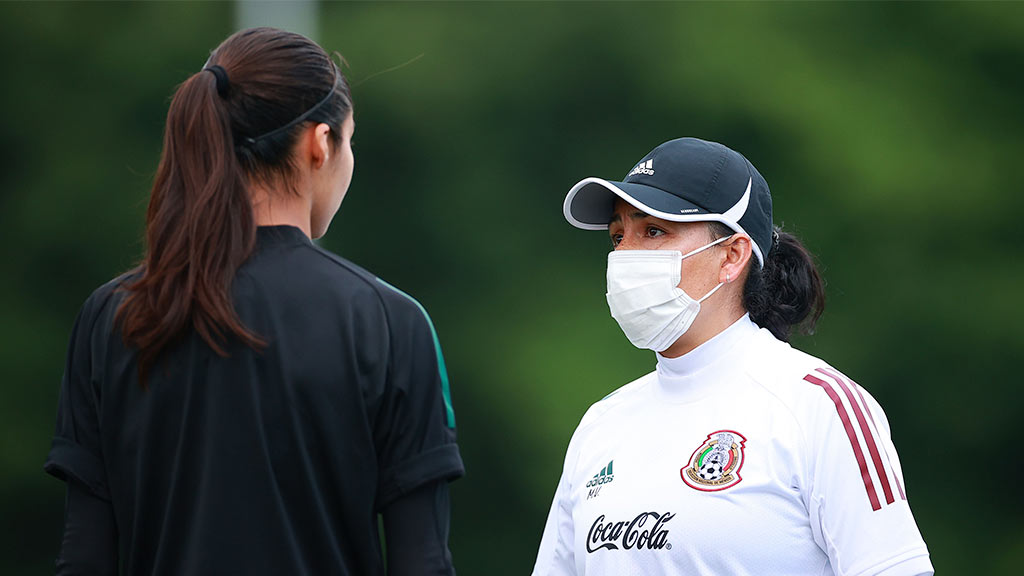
{"left": 2, "top": 1, "right": 1022, "bottom": 573}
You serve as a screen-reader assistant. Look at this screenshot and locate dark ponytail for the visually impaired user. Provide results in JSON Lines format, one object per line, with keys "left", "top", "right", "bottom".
{"left": 743, "top": 228, "right": 825, "bottom": 342}
{"left": 709, "top": 223, "right": 826, "bottom": 342}
{"left": 117, "top": 28, "right": 352, "bottom": 385}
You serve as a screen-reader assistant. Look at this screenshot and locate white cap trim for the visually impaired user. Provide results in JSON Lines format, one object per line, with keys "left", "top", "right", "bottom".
{"left": 563, "top": 176, "right": 764, "bottom": 266}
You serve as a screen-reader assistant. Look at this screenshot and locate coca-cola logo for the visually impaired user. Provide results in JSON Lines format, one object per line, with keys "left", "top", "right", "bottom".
{"left": 586, "top": 511, "right": 674, "bottom": 553}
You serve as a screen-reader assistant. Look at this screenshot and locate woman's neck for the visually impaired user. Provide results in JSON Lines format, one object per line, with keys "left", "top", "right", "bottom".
{"left": 250, "top": 184, "right": 312, "bottom": 238}
{"left": 657, "top": 315, "right": 754, "bottom": 375}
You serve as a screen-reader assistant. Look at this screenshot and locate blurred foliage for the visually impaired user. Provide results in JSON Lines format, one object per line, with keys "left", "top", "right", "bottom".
{"left": 1, "top": 1, "right": 1022, "bottom": 574}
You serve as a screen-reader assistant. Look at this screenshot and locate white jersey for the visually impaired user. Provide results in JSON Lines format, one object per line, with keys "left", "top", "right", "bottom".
{"left": 532, "top": 316, "right": 932, "bottom": 576}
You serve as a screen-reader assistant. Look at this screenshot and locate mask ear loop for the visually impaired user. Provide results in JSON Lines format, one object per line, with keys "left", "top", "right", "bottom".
{"left": 676, "top": 233, "right": 735, "bottom": 303}
{"left": 684, "top": 234, "right": 736, "bottom": 303}
{"left": 697, "top": 280, "right": 726, "bottom": 303}
{"left": 679, "top": 234, "right": 733, "bottom": 260}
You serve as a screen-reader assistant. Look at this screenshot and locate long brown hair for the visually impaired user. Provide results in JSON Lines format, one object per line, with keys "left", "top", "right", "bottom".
{"left": 117, "top": 27, "right": 353, "bottom": 385}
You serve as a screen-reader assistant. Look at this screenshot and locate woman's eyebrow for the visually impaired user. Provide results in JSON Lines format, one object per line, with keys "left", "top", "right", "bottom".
{"left": 609, "top": 211, "right": 651, "bottom": 224}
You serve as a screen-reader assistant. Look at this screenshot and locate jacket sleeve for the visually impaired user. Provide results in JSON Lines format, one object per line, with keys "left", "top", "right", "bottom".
{"left": 373, "top": 280, "right": 464, "bottom": 509}
{"left": 44, "top": 295, "right": 110, "bottom": 501}
{"left": 44, "top": 292, "right": 119, "bottom": 574}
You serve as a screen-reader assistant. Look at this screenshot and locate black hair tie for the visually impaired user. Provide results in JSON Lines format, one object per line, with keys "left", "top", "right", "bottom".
{"left": 204, "top": 65, "right": 230, "bottom": 98}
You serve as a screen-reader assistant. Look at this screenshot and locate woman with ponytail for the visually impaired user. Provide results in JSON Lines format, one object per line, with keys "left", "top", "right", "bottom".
{"left": 45, "top": 28, "right": 462, "bottom": 576}
{"left": 532, "top": 138, "right": 932, "bottom": 576}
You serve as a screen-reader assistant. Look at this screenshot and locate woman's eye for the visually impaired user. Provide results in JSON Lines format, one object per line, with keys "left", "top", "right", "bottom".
{"left": 610, "top": 234, "right": 622, "bottom": 247}
{"left": 645, "top": 227, "right": 664, "bottom": 238}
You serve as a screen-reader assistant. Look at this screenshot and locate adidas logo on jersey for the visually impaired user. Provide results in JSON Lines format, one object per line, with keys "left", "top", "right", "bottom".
{"left": 586, "top": 460, "right": 614, "bottom": 499}
{"left": 628, "top": 159, "right": 654, "bottom": 177}
{"left": 586, "top": 460, "right": 614, "bottom": 487}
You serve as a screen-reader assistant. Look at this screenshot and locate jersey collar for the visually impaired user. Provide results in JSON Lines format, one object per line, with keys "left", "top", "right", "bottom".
{"left": 256, "top": 225, "right": 313, "bottom": 247}
{"left": 653, "top": 314, "right": 758, "bottom": 403}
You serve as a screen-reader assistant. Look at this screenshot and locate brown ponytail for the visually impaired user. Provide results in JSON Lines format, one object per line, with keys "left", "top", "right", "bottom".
{"left": 117, "top": 28, "right": 352, "bottom": 385}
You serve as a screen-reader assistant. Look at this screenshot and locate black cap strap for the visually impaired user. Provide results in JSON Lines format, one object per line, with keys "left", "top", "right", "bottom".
{"left": 203, "top": 65, "right": 230, "bottom": 98}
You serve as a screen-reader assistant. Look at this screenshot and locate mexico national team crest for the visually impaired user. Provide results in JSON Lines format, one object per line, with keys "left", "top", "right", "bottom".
{"left": 681, "top": 430, "right": 747, "bottom": 492}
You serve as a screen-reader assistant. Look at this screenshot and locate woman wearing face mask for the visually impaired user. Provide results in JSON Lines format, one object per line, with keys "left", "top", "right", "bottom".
{"left": 532, "top": 138, "right": 932, "bottom": 576}
{"left": 44, "top": 28, "right": 463, "bottom": 576}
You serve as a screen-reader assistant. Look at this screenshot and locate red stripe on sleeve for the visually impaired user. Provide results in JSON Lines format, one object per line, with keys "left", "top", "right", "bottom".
{"left": 803, "top": 374, "right": 882, "bottom": 511}
{"left": 892, "top": 461, "right": 906, "bottom": 500}
{"left": 822, "top": 367, "right": 907, "bottom": 501}
{"left": 816, "top": 369, "right": 895, "bottom": 506}
{"left": 846, "top": 371, "right": 906, "bottom": 501}
{"left": 893, "top": 464, "right": 907, "bottom": 500}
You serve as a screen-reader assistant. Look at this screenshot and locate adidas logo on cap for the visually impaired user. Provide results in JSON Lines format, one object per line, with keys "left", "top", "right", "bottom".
{"left": 628, "top": 159, "right": 654, "bottom": 177}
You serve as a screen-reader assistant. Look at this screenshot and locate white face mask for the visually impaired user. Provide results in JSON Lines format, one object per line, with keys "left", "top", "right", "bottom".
{"left": 606, "top": 236, "right": 731, "bottom": 352}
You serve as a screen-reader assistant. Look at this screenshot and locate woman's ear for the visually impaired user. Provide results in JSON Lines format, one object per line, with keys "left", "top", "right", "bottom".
{"left": 720, "top": 234, "right": 753, "bottom": 284}
{"left": 309, "top": 122, "right": 332, "bottom": 169}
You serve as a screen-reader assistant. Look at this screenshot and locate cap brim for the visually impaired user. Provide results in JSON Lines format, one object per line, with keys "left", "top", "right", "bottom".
{"left": 564, "top": 177, "right": 712, "bottom": 229}
{"left": 563, "top": 177, "right": 764, "bottom": 265}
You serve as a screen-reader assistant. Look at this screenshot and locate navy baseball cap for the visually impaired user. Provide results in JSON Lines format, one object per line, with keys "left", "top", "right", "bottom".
{"left": 563, "top": 137, "right": 774, "bottom": 265}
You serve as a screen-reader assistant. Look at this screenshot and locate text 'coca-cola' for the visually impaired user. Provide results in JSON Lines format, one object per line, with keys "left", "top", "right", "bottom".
{"left": 586, "top": 511, "right": 674, "bottom": 553}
